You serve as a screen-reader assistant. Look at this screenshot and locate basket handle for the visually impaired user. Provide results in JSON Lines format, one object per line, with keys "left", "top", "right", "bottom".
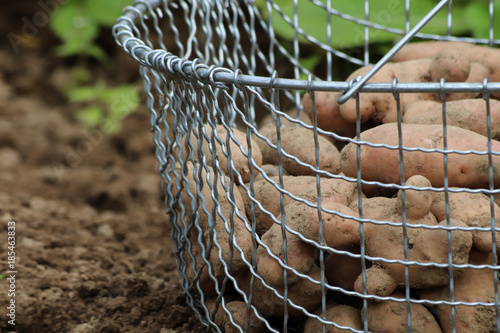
{"left": 336, "top": 0, "right": 451, "bottom": 105}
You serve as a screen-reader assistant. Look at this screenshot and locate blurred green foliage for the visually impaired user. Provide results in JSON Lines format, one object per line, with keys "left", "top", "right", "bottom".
{"left": 255, "top": 0, "right": 500, "bottom": 74}
{"left": 68, "top": 82, "right": 140, "bottom": 134}
{"left": 255, "top": 0, "right": 469, "bottom": 49}
{"left": 465, "top": 1, "right": 500, "bottom": 40}
{"left": 50, "top": 0, "right": 131, "bottom": 61}
{"left": 256, "top": 0, "right": 500, "bottom": 48}
{"left": 50, "top": 0, "right": 139, "bottom": 133}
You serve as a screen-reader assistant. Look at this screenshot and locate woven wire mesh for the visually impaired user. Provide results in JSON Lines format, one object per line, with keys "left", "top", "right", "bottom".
{"left": 114, "top": 0, "right": 500, "bottom": 332}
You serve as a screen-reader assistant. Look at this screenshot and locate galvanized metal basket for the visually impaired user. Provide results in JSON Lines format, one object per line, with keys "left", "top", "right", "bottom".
{"left": 113, "top": 1, "right": 500, "bottom": 332}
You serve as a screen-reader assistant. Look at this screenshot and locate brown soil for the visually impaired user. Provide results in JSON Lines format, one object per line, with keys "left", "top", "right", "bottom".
{"left": 0, "top": 2, "right": 205, "bottom": 332}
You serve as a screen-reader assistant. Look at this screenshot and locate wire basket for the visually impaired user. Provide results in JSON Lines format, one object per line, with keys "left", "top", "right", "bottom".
{"left": 114, "top": 1, "right": 500, "bottom": 332}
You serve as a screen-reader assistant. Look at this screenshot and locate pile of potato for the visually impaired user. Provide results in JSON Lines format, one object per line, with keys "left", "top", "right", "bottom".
{"left": 171, "top": 41, "right": 500, "bottom": 333}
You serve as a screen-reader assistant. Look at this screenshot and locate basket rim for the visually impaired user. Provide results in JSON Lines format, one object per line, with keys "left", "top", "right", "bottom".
{"left": 112, "top": 0, "right": 500, "bottom": 94}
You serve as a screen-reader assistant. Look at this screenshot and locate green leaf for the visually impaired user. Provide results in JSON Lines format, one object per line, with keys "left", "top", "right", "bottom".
{"left": 85, "top": 0, "right": 131, "bottom": 26}
{"left": 67, "top": 83, "right": 140, "bottom": 134}
{"left": 66, "top": 82, "right": 106, "bottom": 102}
{"left": 107, "top": 86, "right": 140, "bottom": 118}
{"left": 256, "top": 0, "right": 469, "bottom": 49}
{"left": 465, "top": 2, "right": 490, "bottom": 39}
{"left": 50, "top": 1, "right": 99, "bottom": 57}
{"left": 465, "top": 1, "right": 500, "bottom": 40}
{"left": 70, "top": 67, "right": 93, "bottom": 84}
{"left": 76, "top": 105, "right": 104, "bottom": 128}
{"left": 105, "top": 86, "right": 140, "bottom": 133}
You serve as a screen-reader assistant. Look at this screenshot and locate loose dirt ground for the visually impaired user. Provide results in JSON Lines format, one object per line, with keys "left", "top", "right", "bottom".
{"left": 0, "top": 2, "right": 205, "bottom": 332}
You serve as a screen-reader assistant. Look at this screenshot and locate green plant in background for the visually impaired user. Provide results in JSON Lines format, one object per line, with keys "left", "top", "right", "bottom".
{"left": 50, "top": 0, "right": 131, "bottom": 61}
{"left": 465, "top": 0, "right": 500, "bottom": 40}
{"left": 255, "top": 0, "right": 500, "bottom": 74}
{"left": 50, "top": 0, "right": 140, "bottom": 133}
{"left": 255, "top": 0, "right": 469, "bottom": 50}
{"left": 68, "top": 81, "right": 140, "bottom": 134}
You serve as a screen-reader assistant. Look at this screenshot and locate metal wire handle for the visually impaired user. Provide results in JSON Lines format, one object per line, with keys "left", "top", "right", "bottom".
{"left": 336, "top": 0, "right": 450, "bottom": 104}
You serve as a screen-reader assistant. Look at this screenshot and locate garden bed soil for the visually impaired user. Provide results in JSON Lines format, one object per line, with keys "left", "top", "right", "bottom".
{"left": 0, "top": 2, "right": 205, "bottom": 332}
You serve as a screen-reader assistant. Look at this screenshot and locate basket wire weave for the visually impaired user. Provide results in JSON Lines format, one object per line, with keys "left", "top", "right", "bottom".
{"left": 114, "top": 1, "right": 500, "bottom": 332}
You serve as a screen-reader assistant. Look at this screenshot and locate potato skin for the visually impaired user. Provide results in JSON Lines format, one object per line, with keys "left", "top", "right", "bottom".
{"left": 303, "top": 303, "right": 363, "bottom": 333}
{"left": 294, "top": 201, "right": 360, "bottom": 249}
{"left": 239, "top": 264, "right": 324, "bottom": 317}
{"left": 340, "top": 123, "right": 500, "bottom": 189}
{"left": 352, "top": 179, "right": 472, "bottom": 294}
{"left": 446, "top": 62, "right": 489, "bottom": 101}
{"left": 393, "top": 41, "right": 500, "bottom": 99}
{"left": 430, "top": 191, "right": 500, "bottom": 253}
{"left": 302, "top": 91, "right": 357, "bottom": 138}
{"left": 429, "top": 49, "right": 470, "bottom": 82}
{"left": 353, "top": 265, "right": 398, "bottom": 297}
{"left": 190, "top": 124, "right": 263, "bottom": 185}
{"left": 207, "top": 299, "right": 265, "bottom": 333}
{"left": 393, "top": 41, "right": 498, "bottom": 80}
{"left": 240, "top": 175, "right": 356, "bottom": 236}
{"left": 326, "top": 245, "right": 367, "bottom": 292}
{"left": 169, "top": 162, "right": 253, "bottom": 279}
{"left": 184, "top": 232, "right": 216, "bottom": 295}
{"left": 259, "top": 108, "right": 312, "bottom": 129}
{"left": 256, "top": 218, "right": 316, "bottom": 287}
{"left": 403, "top": 99, "right": 500, "bottom": 140}
{"left": 363, "top": 292, "right": 443, "bottom": 333}
{"left": 256, "top": 192, "right": 360, "bottom": 287}
{"left": 396, "top": 175, "right": 433, "bottom": 219}
{"left": 258, "top": 123, "right": 341, "bottom": 177}
{"left": 339, "top": 59, "right": 437, "bottom": 125}
{"left": 421, "top": 251, "right": 500, "bottom": 333}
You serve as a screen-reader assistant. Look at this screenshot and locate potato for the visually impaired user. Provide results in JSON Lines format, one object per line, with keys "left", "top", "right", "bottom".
{"left": 393, "top": 41, "right": 500, "bottom": 87}
{"left": 258, "top": 123, "right": 341, "bottom": 176}
{"left": 446, "top": 62, "right": 489, "bottom": 100}
{"left": 293, "top": 201, "right": 361, "bottom": 249}
{"left": 303, "top": 303, "right": 363, "bottom": 333}
{"left": 351, "top": 177, "right": 473, "bottom": 295}
{"left": 339, "top": 59, "right": 438, "bottom": 125}
{"left": 253, "top": 163, "right": 288, "bottom": 182}
{"left": 339, "top": 48, "right": 478, "bottom": 126}
{"left": 421, "top": 250, "right": 500, "bottom": 333}
{"left": 362, "top": 216, "right": 472, "bottom": 294}
{"left": 240, "top": 175, "right": 356, "bottom": 236}
{"left": 353, "top": 265, "right": 398, "bottom": 297}
{"left": 256, "top": 195, "right": 360, "bottom": 287}
{"left": 429, "top": 49, "right": 470, "bottom": 82}
{"left": 184, "top": 232, "right": 216, "bottom": 295}
{"left": 403, "top": 100, "right": 438, "bottom": 123}
{"left": 340, "top": 123, "right": 500, "bottom": 189}
{"left": 430, "top": 191, "right": 500, "bottom": 253}
{"left": 301, "top": 91, "right": 358, "bottom": 138}
{"left": 403, "top": 98, "right": 500, "bottom": 140}
{"left": 256, "top": 216, "right": 316, "bottom": 287}
{"left": 396, "top": 175, "right": 433, "bottom": 219}
{"left": 169, "top": 162, "right": 243, "bottom": 227}
{"left": 205, "top": 299, "right": 266, "bottom": 333}
{"left": 188, "top": 124, "right": 263, "bottom": 184}
{"left": 169, "top": 162, "right": 253, "bottom": 279}
{"left": 363, "top": 292, "right": 443, "bottom": 333}
{"left": 240, "top": 264, "right": 324, "bottom": 317}
{"left": 326, "top": 245, "right": 368, "bottom": 292}
{"left": 410, "top": 219, "right": 473, "bottom": 286}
